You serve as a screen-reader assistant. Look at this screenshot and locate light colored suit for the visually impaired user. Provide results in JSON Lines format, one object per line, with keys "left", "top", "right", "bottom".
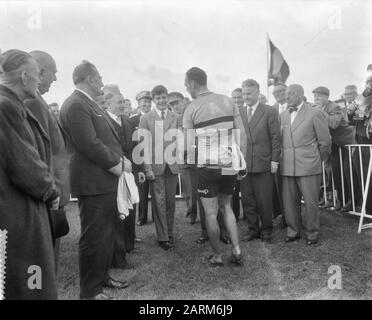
{"left": 139, "top": 109, "right": 181, "bottom": 242}
{"left": 280, "top": 102, "right": 331, "bottom": 240}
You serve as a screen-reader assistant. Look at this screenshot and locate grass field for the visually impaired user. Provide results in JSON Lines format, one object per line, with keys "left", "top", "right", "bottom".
{"left": 57, "top": 200, "right": 372, "bottom": 300}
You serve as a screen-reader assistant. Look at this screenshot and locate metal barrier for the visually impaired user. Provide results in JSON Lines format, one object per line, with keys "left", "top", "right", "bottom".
{"left": 322, "top": 144, "right": 372, "bottom": 233}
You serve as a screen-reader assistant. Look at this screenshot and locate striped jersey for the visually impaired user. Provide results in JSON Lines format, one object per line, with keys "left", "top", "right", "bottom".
{"left": 182, "top": 91, "right": 241, "bottom": 168}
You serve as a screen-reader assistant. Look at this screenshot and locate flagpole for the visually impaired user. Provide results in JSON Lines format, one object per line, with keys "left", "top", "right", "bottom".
{"left": 266, "top": 33, "right": 270, "bottom": 104}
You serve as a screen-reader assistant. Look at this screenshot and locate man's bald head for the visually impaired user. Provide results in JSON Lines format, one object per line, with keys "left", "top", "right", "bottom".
{"left": 29, "top": 50, "right": 57, "bottom": 95}
{"left": 286, "top": 84, "right": 304, "bottom": 108}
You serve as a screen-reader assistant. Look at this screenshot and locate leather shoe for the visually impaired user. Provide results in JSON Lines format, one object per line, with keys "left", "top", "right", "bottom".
{"left": 103, "top": 278, "right": 128, "bottom": 290}
{"left": 306, "top": 239, "right": 318, "bottom": 246}
{"left": 285, "top": 235, "right": 301, "bottom": 243}
{"left": 80, "top": 293, "right": 115, "bottom": 300}
{"left": 159, "top": 241, "right": 172, "bottom": 250}
{"left": 136, "top": 221, "right": 146, "bottom": 226}
{"left": 242, "top": 233, "right": 260, "bottom": 242}
{"left": 134, "top": 237, "right": 143, "bottom": 243}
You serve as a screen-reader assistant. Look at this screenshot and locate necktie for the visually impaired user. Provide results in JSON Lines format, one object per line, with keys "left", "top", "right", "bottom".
{"left": 161, "top": 110, "right": 165, "bottom": 120}
{"left": 247, "top": 107, "right": 253, "bottom": 122}
{"left": 288, "top": 106, "right": 298, "bottom": 114}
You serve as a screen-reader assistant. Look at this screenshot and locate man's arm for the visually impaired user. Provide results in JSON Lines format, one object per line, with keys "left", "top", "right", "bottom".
{"left": 313, "top": 109, "right": 332, "bottom": 162}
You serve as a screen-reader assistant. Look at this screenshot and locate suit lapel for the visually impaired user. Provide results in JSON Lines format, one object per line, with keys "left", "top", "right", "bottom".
{"left": 74, "top": 90, "right": 121, "bottom": 143}
{"left": 291, "top": 103, "right": 308, "bottom": 132}
{"left": 239, "top": 106, "right": 250, "bottom": 138}
{"left": 249, "top": 103, "right": 265, "bottom": 130}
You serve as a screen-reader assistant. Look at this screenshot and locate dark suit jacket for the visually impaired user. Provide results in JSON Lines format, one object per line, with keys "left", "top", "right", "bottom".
{"left": 59, "top": 90, "right": 123, "bottom": 196}
{"left": 280, "top": 103, "right": 331, "bottom": 177}
{"left": 25, "top": 94, "right": 71, "bottom": 206}
{"left": 240, "top": 103, "right": 281, "bottom": 173}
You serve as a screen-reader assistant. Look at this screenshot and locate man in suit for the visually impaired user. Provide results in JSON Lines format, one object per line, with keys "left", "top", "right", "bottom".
{"left": 0, "top": 49, "right": 60, "bottom": 299}
{"left": 281, "top": 84, "right": 331, "bottom": 245}
{"left": 271, "top": 83, "right": 288, "bottom": 228}
{"left": 131, "top": 90, "right": 153, "bottom": 226}
{"left": 60, "top": 61, "right": 130, "bottom": 300}
{"left": 240, "top": 79, "right": 281, "bottom": 243}
{"left": 24, "top": 50, "right": 70, "bottom": 274}
{"left": 103, "top": 84, "right": 144, "bottom": 268}
{"left": 313, "top": 86, "right": 356, "bottom": 212}
{"left": 139, "top": 85, "right": 180, "bottom": 250}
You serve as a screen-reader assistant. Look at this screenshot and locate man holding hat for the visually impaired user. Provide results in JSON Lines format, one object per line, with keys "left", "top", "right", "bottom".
{"left": 131, "top": 90, "right": 153, "bottom": 226}
{"left": 313, "top": 86, "right": 355, "bottom": 212}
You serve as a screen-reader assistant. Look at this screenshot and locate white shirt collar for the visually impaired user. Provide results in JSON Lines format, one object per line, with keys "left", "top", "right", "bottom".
{"left": 107, "top": 111, "right": 122, "bottom": 125}
{"left": 76, "top": 88, "right": 94, "bottom": 101}
{"left": 290, "top": 101, "right": 304, "bottom": 124}
{"left": 296, "top": 101, "right": 304, "bottom": 112}
{"left": 278, "top": 102, "right": 287, "bottom": 114}
{"left": 246, "top": 100, "right": 260, "bottom": 114}
{"left": 155, "top": 107, "right": 168, "bottom": 119}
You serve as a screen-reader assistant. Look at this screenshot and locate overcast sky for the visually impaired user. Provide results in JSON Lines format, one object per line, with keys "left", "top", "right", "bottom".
{"left": 1, "top": 0, "right": 372, "bottom": 105}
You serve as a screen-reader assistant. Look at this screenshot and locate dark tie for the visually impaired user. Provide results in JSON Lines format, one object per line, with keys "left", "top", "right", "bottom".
{"left": 288, "top": 106, "right": 298, "bottom": 114}
{"left": 247, "top": 106, "right": 253, "bottom": 122}
{"left": 161, "top": 110, "right": 165, "bottom": 120}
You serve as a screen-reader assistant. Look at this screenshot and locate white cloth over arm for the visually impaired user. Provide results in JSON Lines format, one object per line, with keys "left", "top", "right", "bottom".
{"left": 117, "top": 172, "right": 139, "bottom": 219}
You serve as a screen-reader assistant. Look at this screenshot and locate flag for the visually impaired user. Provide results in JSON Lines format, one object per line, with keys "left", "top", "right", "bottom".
{"left": 268, "top": 38, "right": 290, "bottom": 86}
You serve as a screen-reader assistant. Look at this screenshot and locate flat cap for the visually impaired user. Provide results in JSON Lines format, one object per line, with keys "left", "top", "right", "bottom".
{"left": 136, "top": 90, "right": 152, "bottom": 101}
{"left": 312, "top": 86, "right": 330, "bottom": 96}
{"left": 168, "top": 92, "right": 184, "bottom": 104}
